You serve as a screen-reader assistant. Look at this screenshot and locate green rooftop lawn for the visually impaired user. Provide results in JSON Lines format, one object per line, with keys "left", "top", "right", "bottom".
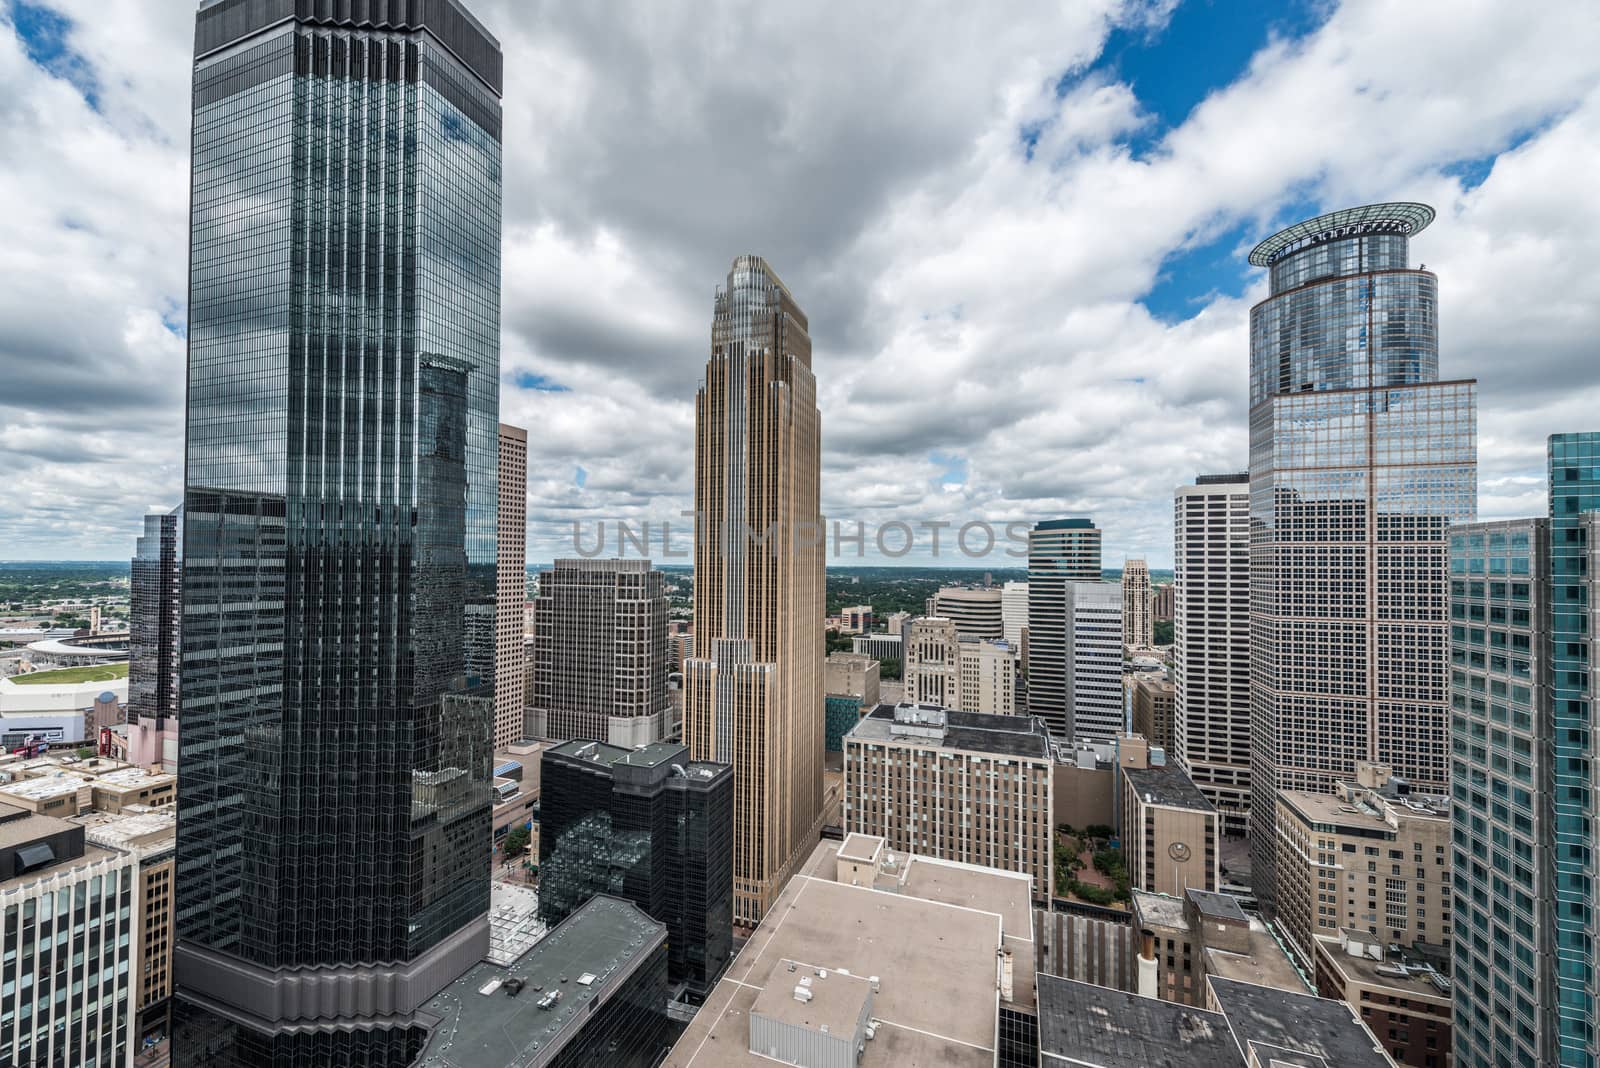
{"left": 8, "top": 662, "right": 129, "bottom": 686}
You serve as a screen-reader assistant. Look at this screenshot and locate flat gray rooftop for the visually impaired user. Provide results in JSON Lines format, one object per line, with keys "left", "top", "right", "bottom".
{"left": 1036, "top": 974, "right": 1237, "bottom": 1067}
{"left": 417, "top": 895, "right": 665, "bottom": 1068}
{"left": 1122, "top": 760, "right": 1214, "bottom": 812}
{"left": 853, "top": 703, "right": 1051, "bottom": 759}
{"left": 1208, "top": 976, "right": 1392, "bottom": 1068}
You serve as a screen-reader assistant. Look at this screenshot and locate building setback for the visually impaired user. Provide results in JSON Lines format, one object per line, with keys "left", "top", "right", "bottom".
{"left": 528, "top": 559, "right": 671, "bottom": 746}
{"left": 495, "top": 424, "right": 528, "bottom": 749}
{"left": 843, "top": 702, "right": 1053, "bottom": 900}
{"left": 1027, "top": 519, "right": 1102, "bottom": 742}
{"left": 1247, "top": 203, "right": 1477, "bottom": 918}
{"left": 1173, "top": 473, "right": 1252, "bottom": 836}
{"left": 172, "top": 1, "right": 504, "bottom": 1060}
{"left": 684, "top": 256, "right": 825, "bottom": 926}
{"left": 538, "top": 740, "right": 734, "bottom": 996}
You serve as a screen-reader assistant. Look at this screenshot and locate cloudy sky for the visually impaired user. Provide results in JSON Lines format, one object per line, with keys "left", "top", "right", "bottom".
{"left": 2, "top": 0, "right": 1598, "bottom": 567}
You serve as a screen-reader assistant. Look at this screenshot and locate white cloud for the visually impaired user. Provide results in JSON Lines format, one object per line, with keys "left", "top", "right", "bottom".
{"left": 1, "top": 0, "right": 1598, "bottom": 565}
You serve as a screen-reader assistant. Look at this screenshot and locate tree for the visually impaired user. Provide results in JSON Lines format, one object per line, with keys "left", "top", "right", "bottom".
{"left": 502, "top": 825, "right": 530, "bottom": 859}
{"left": 877, "top": 657, "right": 902, "bottom": 681}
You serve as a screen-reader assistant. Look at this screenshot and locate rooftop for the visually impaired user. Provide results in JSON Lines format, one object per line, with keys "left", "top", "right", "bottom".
{"left": 851, "top": 702, "right": 1052, "bottom": 760}
{"left": 416, "top": 895, "right": 666, "bottom": 1068}
{"left": 77, "top": 808, "right": 176, "bottom": 851}
{"left": 836, "top": 832, "right": 883, "bottom": 865}
{"left": 1122, "top": 760, "right": 1214, "bottom": 813}
{"left": 1034, "top": 518, "right": 1097, "bottom": 531}
{"left": 1208, "top": 976, "right": 1394, "bottom": 1068}
{"left": 0, "top": 774, "right": 93, "bottom": 802}
{"left": 1036, "top": 974, "right": 1236, "bottom": 1067}
{"left": 751, "top": 960, "right": 872, "bottom": 1038}
{"left": 1248, "top": 202, "right": 1435, "bottom": 267}
{"left": 664, "top": 839, "right": 1028, "bottom": 1068}
{"left": 1312, "top": 934, "right": 1452, "bottom": 1002}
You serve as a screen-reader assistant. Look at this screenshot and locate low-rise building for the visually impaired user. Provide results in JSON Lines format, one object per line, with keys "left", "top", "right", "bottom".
{"left": 1313, "top": 929, "right": 1453, "bottom": 1068}
{"left": 1130, "top": 888, "right": 1304, "bottom": 1006}
{"left": 1274, "top": 763, "right": 1452, "bottom": 968}
{"left": 1117, "top": 734, "right": 1218, "bottom": 896}
{"left": 415, "top": 894, "right": 673, "bottom": 1068}
{"left": 850, "top": 633, "right": 901, "bottom": 663}
{"left": 491, "top": 740, "right": 544, "bottom": 861}
{"left": 843, "top": 702, "right": 1053, "bottom": 900}
{"left": 1037, "top": 972, "right": 1398, "bottom": 1067}
{"left": 663, "top": 833, "right": 1037, "bottom": 1068}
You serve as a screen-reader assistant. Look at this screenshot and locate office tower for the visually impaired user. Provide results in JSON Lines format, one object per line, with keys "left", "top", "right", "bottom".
{"left": 1273, "top": 763, "right": 1451, "bottom": 969}
{"left": 1173, "top": 473, "right": 1252, "bottom": 835}
{"left": 903, "top": 617, "right": 960, "bottom": 707}
{"left": 1152, "top": 584, "right": 1174, "bottom": 622}
{"left": 1065, "top": 580, "right": 1124, "bottom": 743}
{"left": 903, "top": 617, "right": 1017, "bottom": 715}
{"left": 127, "top": 508, "right": 182, "bottom": 771}
{"left": 683, "top": 256, "right": 824, "bottom": 926}
{"left": 537, "top": 741, "right": 734, "bottom": 996}
{"left": 0, "top": 807, "right": 138, "bottom": 1066}
{"left": 495, "top": 424, "right": 527, "bottom": 748}
{"left": 1246, "top": 203, "right": 1477, "bottom": 917}
{"left": 1449, "top": 438, "right": 1599, "bottom": 1068}
{"left": 528, "top": 559, "right": 670, "bottom": 746}
{"left": 1002, "top": 578, "right": 1028, "bottom": 645}
{"left": 843, "top": 703, "right": 1054, "bottom": 899}
{"left": 128, "top": 508, "right": 181, "bottom": 727}
{"left": 1116, "top": 733, "right": 1219, "bottom": 896}
{"left": 1130, "top": 675, "right": 1175, "bottom": 751}
{"left": 1121, "top": 558, "right": 1153, "bottom": 649}
{"left": 926, "top": 586, "right": 1004, "bottom": 639}
{"left": 84, "top": 809, "right": 179, "bottom": 1055}
{"left": 173, "top": 2, "right": 502, "bottom": 1062}
{"left": 1028, "top": 519, "right": 1103, "bottom": 740}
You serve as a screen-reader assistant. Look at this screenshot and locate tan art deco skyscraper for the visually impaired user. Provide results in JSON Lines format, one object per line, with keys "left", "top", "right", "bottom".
{"left": 684, "top": 255, "right": 825, "bottom": 926}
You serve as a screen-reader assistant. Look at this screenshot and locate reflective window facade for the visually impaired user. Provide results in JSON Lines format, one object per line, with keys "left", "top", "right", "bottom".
{"left": 129, "top": 509, "right": 182, "bottom": 728}
{"left": 1547, "top": 434, "right": 1600, "bottom": 1066}
{"left": 1026, "top": 518, "right": 1103, "bottom": 742}
{"left": 537, "top": 742, "right": 735, "bottom": 998}
{"left": 1245, "top": 204, "right": 1477, "bottom": 917}
{"left": 173, "top": 1, "right": 501, "bottom": 1062}
{"left": 1448, "top": 519, "right": 1554, "bottom": 1068}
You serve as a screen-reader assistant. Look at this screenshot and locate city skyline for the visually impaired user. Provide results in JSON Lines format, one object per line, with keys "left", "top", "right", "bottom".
{"left": 4, "top": 2, "right": 1599, "bottom": 565}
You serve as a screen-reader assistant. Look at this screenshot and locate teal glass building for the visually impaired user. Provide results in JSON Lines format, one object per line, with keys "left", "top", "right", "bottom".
{"left": 1451, "top": 433, "right": 1600, "bottom": 1067}
{"left": 172, "top": 1, "right": 503, "bottom": 1063}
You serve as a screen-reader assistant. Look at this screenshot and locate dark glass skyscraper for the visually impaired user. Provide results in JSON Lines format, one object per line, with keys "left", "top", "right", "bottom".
{"left": 1245, "top": 203, "right": 1477, "bottom": 917}
{"left": 172, "top": 1, "right": 502, "bottom": 1063}
{"left": 538, "top": 740, "right": 735, "bottom": 997}
{"left": 129, "top": 508, "right": 182, "bottom": 727}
